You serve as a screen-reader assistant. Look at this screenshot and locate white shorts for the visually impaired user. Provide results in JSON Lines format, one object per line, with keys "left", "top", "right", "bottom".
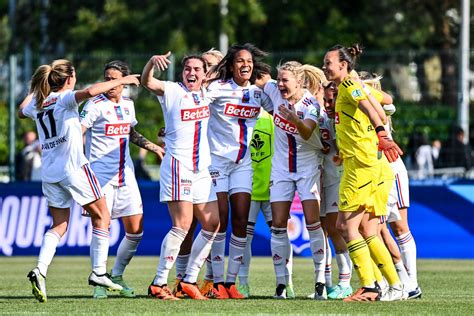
{"left": 387, "top": 169, "right": 410, "bottom": 223}
{"left": 103, "top": 177, "right": 143, "bottom": 220}
{"left": 209, "top": 153, "right": 253, "bottom": 195}
{"left": 160, "top": 155, "right": 217, "bottom": 204}
{"left": 42, "top": 163, "right": 102, "bottom": 208}
{"left": 270, "top": 166, "right": 321, "bottom": 202}
{"left": 320, "top": 182, "right": 339, "bottom": 216}
{"left": 248, "top": 200, "right": 272, "bottom": 223}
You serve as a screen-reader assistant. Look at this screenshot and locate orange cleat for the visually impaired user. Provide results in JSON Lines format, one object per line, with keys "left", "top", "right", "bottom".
{"left": 226, "top": 283, "right": 245, "bottom": 299}
{"left": 172, "top": 278, "right": 186, "bottom": 298}
{"left": 199, "top": 279, "right": 214, "bottom": 296}
{"left": 179, "top": 282, "right": 208, "bottom": 300}
{"left": 343, "top": 287, "right": 380, "bottom": 302}
{"left": 148, "top": 284, "right": 180, "bottom": 300}
{"left": 211, "top": 283, "right": 229, "bottom": 299}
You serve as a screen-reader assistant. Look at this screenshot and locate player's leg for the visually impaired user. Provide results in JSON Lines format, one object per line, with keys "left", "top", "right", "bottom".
{"left": 270, "top": 201, "right": 291, "bottom": 299}
{"left": 174, "top": 217, "right": 198, "bottom": 298}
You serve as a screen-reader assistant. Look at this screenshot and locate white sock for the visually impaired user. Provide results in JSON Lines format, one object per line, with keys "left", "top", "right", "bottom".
{"left": 111, "top": 232, "right": 142, "bottom": 277}
{"left": 396, "top": 231, "right": 418, "bottom": 287}
{"left": 91, "top": 227, "right": 110, "bottom": 275}
{"left": 307, "top": 222, "right": 326, "bottom": 284}
{"left": 336, "top": 251, "right": 352, "bottom": 287}
{"left": 211, "top": 232, "right": 226, "bottom": 283}
{"left": 238, "top": 223, "right": 255, "bottom": 285}
{"left": 37, "top": 229, "right": 61, "bottom": 276}
{"left": 153, "top": 227, "right": 187, "bottom": 286}
{"left": 226, "top": 233, "right": 246, "bottom": 283}
{"left": 285, "top": 237, "right": 293, "bottom": 285}
{"left": 183, "top": 230, "right": 216, "bottom": 284}
{"left": 204, "top": 254, "right": 213, "bottom": 281}
{"left": 395, "top": 260, "right": 413, "bottom": 291}
{"left": 175, "top": 254, "right": 190, "bottom": 280}
{"left": 271, "top": 227, "right": 288, "bottom": 285}
{"left": 325, "top": 240, "right": 333, "bottom": 288}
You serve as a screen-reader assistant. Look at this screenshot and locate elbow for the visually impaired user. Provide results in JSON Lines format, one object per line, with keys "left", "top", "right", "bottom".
{"left": 301, "top": 132, "right": 311, "bottom": 141}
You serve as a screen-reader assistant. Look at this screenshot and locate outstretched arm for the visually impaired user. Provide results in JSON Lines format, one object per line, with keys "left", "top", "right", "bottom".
{"left": 75, "top": 75, "right": 140, "bottom": 104}
{"left": 17, "top": 93, "right": 34, "bottom": 119}
{"left": 129, "top": 127, "right": 164, "bottom": 160}
{"left": 141, "top": 52, "right": 172, "bottom": 96}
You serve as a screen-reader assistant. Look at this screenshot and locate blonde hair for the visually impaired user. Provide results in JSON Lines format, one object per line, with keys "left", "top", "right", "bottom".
{"left": 358, "top": 71, "right": 383, "bottom": 91}
{"left": 202, "top": 48, "right": 224, "bottom": 62}
{"left": 277, "top": 61, "right": 303, "bottom": 84}
{"left": 299, "top": 65, "right": 328, "bottom": 95}
{"left": 30, "top": 59, "right": 74, "bottom": 109}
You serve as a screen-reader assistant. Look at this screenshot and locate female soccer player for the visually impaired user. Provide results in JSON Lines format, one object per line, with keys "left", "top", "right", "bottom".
{"left": 141, "top": 52, "right": 220, "bottom": 300}
{"left": 80, "top": 60, "right": 164, "bottom": 299}
{"left": 259, "top": 61, "right": 327, "bottom": 299}
{"left": 302, "top": 67, "right": 354, "bottom": 300}
{"left": 19, "top": 59, "right": 140, "bottom": 302}
{"left": 206, "top": 43, "right": 273, "bottom": 299}
{"left": 322, "top": 44, "right": 404, "bottom": 302}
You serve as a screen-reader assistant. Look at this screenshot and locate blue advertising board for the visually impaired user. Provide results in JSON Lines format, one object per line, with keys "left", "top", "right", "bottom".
{"left": 0, "top": 180, "right": 473, "bottom": 258}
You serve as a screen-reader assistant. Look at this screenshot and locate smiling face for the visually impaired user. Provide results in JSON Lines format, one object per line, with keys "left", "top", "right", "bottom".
{"left": 231, "top": 49, "right": 253, "bottom": 86}
{"left": 323, "top": 50, "right": 346, "bottom": 83}
{"left": 104, "top": 68, "right": 124, "bottom": 100}
{"left": 277, "top": 69, "right": 301, "bottom": 102}
{"left": 323, "top": 85, "right": 337, "bottom": 118}
{"left": 182, "top": 58, "right": 206, "bottom": 91}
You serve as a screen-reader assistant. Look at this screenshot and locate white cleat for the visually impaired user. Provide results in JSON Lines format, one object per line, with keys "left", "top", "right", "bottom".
{"left": 380, "top": 285, "right": 408, "bottom": 301}
{"left": 313, "top": 282, "right": 327, "bottom": 300}
{"left": 27, "top": 267, "right": 47, "bottom": 303}
{"left": 88, "top": 272, "right": 123, "bottom": 291}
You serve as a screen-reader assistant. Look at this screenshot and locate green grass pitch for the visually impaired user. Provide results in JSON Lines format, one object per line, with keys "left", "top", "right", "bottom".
{"left": 1, "top": 257, "right": 473, "bottom": 314}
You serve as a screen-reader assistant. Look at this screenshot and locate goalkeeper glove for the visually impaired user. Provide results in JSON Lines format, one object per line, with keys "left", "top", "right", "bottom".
{"left": 376, "top": 126, "right": 403, "bottom": 162}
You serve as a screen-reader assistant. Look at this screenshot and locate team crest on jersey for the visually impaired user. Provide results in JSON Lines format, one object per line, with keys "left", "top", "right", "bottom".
{"left": 80, "top": 110, "right": 87, "bottom": 118}
{"left": 242, "top": 89, "right": 250, "bottom": 103}
{"left": 183, "top": 186, "right": 191, "bottom": 196}
{"left": 309, "top": 107, "right": 319, "bottom": 118}
{"left": 351, "top": 89, "right": 363, "bottom": 99}
{"left": 297, "top": 111, "right": 304, "bottom": 119}
{"left": 192, "top": 93, "right": 200, "bottom": 105}
{"left": 124, "top": 107, "right": 130, "bottom": 115}
{"left": 254, "top": 90, "right": 261, "bottom": 99}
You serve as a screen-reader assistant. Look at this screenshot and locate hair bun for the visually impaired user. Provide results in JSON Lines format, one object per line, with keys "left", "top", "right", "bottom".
{"left": 348, "top": 43, "right": 363, "bottom": 57}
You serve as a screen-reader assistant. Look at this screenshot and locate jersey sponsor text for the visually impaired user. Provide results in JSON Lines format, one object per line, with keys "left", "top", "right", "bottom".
{"left": 224, "top": 103, "right": 259, "bottom": 119}
{"left": 181, "top": 106, "right": 210, "bottom": 121}
{"left": 274, "top": 113, "right": 298, "bottom": 134}
{"left": 105, "top": 123, "right": 131, "bottom": 136}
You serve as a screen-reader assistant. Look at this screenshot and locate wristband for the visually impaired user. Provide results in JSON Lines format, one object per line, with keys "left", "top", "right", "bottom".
{"left": 375, "top": 126, "right": 385, "bottom": 133}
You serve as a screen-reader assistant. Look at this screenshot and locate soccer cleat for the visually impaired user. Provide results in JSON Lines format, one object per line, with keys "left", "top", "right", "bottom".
{"left": 179, "top": 282, "right": 208, "bottom": 300}
{"left": 408, "top": 286, "right": 422, "bottom": 300}
{"left": 93, "top": 285, "right": 108, "bottom": 299}
{"left": 173, "top": 278, "right": 186, "bottom": 298}
{"left": 343, "top": 286, "right": 381, "bottom": 302}
{"left": 237, "top": 284, "right": 250, "bottom": 298}
{"left": 327, "top": 284, "right": 353, "bottom": 300}
{"left": 226, "top": 283, "right": 245, "bottom": 299}
{"left": 210, "top": 283, "right": 229, "bottom": 299}
{"left": 148, "top": 284, "right": 180, "bottom": 300}
{"left": 380, "top": 285, "right": 408, "bottom": 301}
{"left": 27, "top": 268, "right": 47, "bottom": 303}
{"left": 273, "top": 284, "right": 287, "bottom": 299}
{"left": 111, "top": 274, "right": 135, "bottom": 298}
{"left": 313, "top": 282, "right": 327, "bottom": 300}
{"left": 88, "top": 272, "right": 123, "bottom": 291}
{"left": 199, "top": 279, "right": 214, "bottom": 297}
{"left": 286, "top": 282, "right": 295, "bottom": 299}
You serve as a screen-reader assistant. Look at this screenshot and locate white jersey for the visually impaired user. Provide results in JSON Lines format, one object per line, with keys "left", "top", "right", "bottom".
{"left": 319, "top": 109, "right": 341, "bottom": 186}
{"left": 263, "top": 81, "right": 323, "bottom": 173}
{"left": 207, "top": 78, "right": 273, "bottom": 163}
{"left": 81, "top": 94, "right": 137, "bottom": 187}
{"left": 158, "top": 81, "right": 211, "bottom": 172}
{"left": 22, "top": 90, "right": 88, "bottom": 183}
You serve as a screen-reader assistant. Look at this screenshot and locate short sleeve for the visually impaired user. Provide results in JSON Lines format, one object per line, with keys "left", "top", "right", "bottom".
{"left": 130, "top": 103, "right": 138, "bottom": 127}
{"left": 157, "top": 81, "right": 182, "bottom": 113}
{"left": 368, "top": 86, "right": 384, "bottom": 103}
{"left": 344, "top": 80, "right": 367, "bottom": 104}
{"left": 80, "top": 100, "right": 101, "bottom": 128}
{"left": 305, "top": 101, "right": 320, "bottom": 123}
{"left": 21, "top": 98, "right": 37, "bottom": 120}
{"left": 60, "top": 89, "right": 79, "bottom": 109}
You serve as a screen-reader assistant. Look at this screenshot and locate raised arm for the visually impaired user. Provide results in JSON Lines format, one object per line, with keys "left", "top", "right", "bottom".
{"left": 74, "top": 75, "right": 140, "bottom": 104}
{"left": 141, "top": 52, "right": 172, "bottom": 96}
{"left": 17, "top": 93, "right": 34, "bottom": 119}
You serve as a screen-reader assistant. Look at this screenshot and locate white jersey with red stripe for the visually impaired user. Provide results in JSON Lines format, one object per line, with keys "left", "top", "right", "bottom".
{"left": 319, "top": 109, "right": 341, "bottom": 186}
{"left": 80, "top": 94, "right": 137, "bottom": 187}
{"left": 263, "top": 81, "right": 323, "bottom": 173}
{"left": 207, "top": 78, "right": 273, "bottom": 163}
{"left": 158, "top": 81, "right": 211, "bottom": 172}
{"left": 22, "top": 90, "right": 89, "bottom": 183}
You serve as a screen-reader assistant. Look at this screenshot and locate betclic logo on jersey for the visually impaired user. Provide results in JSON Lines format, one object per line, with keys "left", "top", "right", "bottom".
{"left": 105, "top": 123, "right": 131, "bottom": 136}
{"left": 224, "top": 103, "right": 259, "bottom": 119}
{"left": 181, "top": 106, "right": 210, "bottom": 121}
{"left": 274, "top": 113, "right": 298, "bottom": 134}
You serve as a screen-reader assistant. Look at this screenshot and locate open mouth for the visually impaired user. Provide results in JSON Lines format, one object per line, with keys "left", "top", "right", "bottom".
{"left": 239, "top": 67, "right": 251, "bottom": 76}
{"left": 187, "top": 77, "right": 197, "bottom": 84}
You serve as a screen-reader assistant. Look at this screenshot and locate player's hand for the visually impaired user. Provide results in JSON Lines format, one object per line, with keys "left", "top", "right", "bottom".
{"left": 377, "top": 129, "right": 403, "bottom": 162}
{"left": 332, "top": 154, "right": 343, "bottom": 166}
{"left": 152, "top": 52, "right": 172, "bottom": 71}
{"left": 121, "top": 74, "right": 141, "bottom": 86}
{"left": 154, "top": 146, "right": 165, "bottom": 160}
{"left": 278, "top": 104, "right": 299, "bottom": 125}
